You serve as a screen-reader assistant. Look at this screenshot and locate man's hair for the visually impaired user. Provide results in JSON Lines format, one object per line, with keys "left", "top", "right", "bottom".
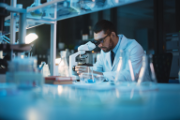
{"left": 93, "top": 20, "right": 117, "bottom": 35}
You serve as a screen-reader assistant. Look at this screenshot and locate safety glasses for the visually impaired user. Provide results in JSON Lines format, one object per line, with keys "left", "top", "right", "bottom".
{"left": 93, "top": 33, "right": 110, "bottom": 46}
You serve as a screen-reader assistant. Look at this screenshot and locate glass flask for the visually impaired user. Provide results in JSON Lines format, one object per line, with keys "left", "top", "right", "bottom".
{"left": 79, "top": 73, "right": 104, "bottom": 84}
{"left": 58, "top": 51, "right": 69, "bottom": 76}
{"left": 136, "top": 51, "right": 158, "bottom": 91}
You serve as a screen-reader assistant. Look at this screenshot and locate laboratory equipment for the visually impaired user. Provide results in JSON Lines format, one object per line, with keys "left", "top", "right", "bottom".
{"left": 39, "top": 61, "right": 50, "bottom": 77}
{"left": 57, "top": 0, "right": 78, "bottom": 17}
{"left": 78, "top": 0, "right": 96, "bottom": 11}
{"left": 112, "top": 49, "right": 157, "bottom": 92}
{"left": 149, "top": 53, "right": 157, "bottom": 83}
{"left": 0, "top": 44, "right": 32, "bottom": 74}
{"left": 113, "top": 49, "right": 136, "bottom": 85}
{"left": 79, "top": 73, "right": 104, "bottom": 84}
{"left": 39, "top": 61, "right": 46, "bottom": 72}
{"left": 137, "top": 51, "right": 157, "bottom": 89}
{"left": 58, "top": 51, "right": 69, "bottom": 76}
{"left": 6, "top": 57, "right": 44, "bottom": 89}
{"left": 114, "top": 50, "right": 123, "bottom": 83}
{"left": 128, "top": 50, "right": 135, "bottom": 81}
{"left": 137, "top": 52, "right": 148, "bottom": 85}
{"left": 27, "top": 0, "right": 43, "bottom": 18}
{"left": 69, "top": 41, "right": 96, "bottom": 76}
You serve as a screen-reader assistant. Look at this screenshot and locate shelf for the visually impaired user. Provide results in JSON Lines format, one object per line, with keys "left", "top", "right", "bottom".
{"left": 4, "top": 0, "right": 141, "bottom": 32}
{"left": 0, "top": 44, "right": 32, "bottom": 52}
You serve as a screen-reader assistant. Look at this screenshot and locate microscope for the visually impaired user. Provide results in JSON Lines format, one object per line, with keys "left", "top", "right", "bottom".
{"left": 69, "top": 41, "right": 96, "bottom": 76}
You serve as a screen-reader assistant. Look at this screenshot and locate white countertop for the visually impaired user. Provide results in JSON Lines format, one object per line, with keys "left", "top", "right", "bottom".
{"left": 0, "top": 83, "right": 180, "bottom": 120}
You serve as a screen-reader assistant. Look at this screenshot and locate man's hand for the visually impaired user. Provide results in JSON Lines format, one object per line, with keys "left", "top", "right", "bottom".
{"left": 75, "top": 66, "right": 91, "bottom": 75}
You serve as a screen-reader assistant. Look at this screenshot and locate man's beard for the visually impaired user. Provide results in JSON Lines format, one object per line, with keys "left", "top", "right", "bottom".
{"left": 100, "top": 38, "right": 114, "bottom": 53}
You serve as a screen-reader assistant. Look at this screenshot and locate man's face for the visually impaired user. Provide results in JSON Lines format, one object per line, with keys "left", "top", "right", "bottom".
{"left": 94, "top": 30, "right": 114, "bottom": 52}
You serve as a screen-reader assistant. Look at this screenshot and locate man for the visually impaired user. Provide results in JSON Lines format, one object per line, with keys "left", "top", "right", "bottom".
{"left": 75, "top": 20, "right": 150, "bottom": 81}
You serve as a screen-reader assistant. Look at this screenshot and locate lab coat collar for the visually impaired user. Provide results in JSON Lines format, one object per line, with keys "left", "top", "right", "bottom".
{"left": 111, "top": 34, "right": 128, "bottom": 70}
{"left": 119, "top": 34, "right": 129, "bottom": 51}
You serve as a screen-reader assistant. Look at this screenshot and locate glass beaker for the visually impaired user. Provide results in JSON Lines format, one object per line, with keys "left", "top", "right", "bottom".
{"left": 79, "top": 73, "right": 104, "bottom": 84}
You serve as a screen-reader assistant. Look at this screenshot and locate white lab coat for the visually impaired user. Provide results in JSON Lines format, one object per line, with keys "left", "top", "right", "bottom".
{"left": 93, "top": 34, "right": 151, "bottom": 81}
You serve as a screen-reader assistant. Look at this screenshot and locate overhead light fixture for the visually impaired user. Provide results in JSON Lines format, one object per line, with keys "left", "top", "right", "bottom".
{"left": 25, "top": 33, "right": 38, "bottom": 44}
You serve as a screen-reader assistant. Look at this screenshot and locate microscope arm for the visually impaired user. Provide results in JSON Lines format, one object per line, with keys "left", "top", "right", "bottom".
{"left": 69, "top": 41, "right": 96, "bottom": 76}
{"left": 69, "top": 51, "right": 81, "bottom": 75}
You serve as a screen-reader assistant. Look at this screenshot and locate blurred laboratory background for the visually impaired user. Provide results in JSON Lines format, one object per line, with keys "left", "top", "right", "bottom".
{"left": 1, "top": 0, "right": 180, "bottom": 120}
{"left": 1, "top": 0, "right": 180, "bottom": 81}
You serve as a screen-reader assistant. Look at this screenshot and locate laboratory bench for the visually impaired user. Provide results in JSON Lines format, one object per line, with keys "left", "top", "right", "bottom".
{"left": 0, "top": 83, "right": 180, "bottom": 120}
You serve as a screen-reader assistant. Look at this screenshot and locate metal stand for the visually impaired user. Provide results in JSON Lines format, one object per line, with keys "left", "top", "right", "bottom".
{"left": 50, "top": 3, "right": 57, "bottom": 76}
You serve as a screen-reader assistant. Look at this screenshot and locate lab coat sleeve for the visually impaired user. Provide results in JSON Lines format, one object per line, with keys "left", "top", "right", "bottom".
{"left": 102, "top": 71, "right": 118, "bottom": 80}
{"left": 93, "top": 51, "right": 104, "bottom": 72}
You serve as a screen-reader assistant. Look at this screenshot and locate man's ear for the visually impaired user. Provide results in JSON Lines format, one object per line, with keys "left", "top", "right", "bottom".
{"left": 111, "top": 32, "right": 116, "bottom": 38}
